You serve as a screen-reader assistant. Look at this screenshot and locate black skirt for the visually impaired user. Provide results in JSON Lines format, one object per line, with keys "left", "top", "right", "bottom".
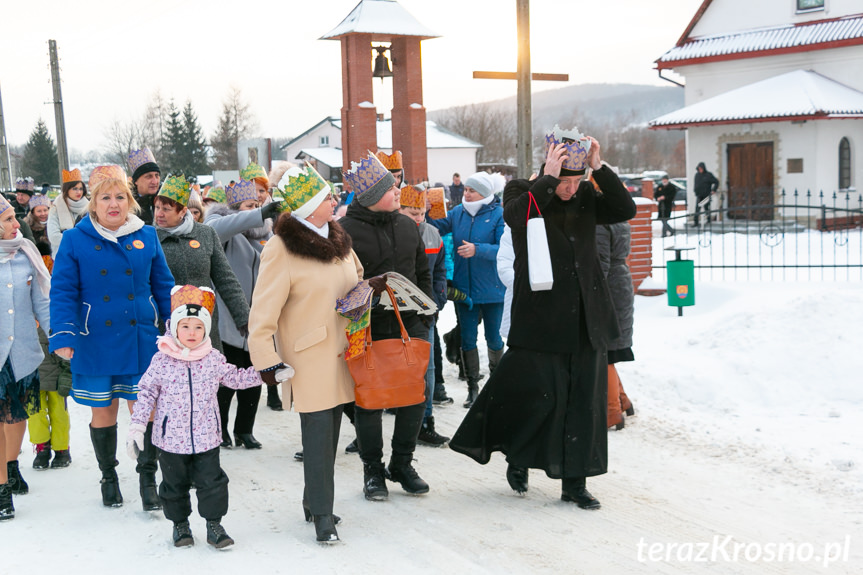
{"left": 0, "top": 357, "right": 40, "bottom": 424}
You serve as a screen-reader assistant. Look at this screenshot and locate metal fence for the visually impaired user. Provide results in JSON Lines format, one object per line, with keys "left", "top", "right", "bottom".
{"left": 653, "top": 189, "right": 863, "bottom": 281}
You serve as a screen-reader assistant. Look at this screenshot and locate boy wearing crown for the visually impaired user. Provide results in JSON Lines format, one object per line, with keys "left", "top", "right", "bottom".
{"left": 450, "top": 128, "right": 636, "bottom": 510}
{"left": 127, "top": 285, "right": 263, "bottom": 548}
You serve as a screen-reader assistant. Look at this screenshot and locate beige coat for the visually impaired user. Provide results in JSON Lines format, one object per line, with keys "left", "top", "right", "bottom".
{"left": 248, "top": 218, "right": 363, "bottom": 413}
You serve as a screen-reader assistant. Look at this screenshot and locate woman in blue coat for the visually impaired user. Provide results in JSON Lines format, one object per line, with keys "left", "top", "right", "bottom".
{"left": 49, "top": 165, "right": 174, "bottom": 510}
{"left": 428, "top": 172, "right": 505, "bottom": 408}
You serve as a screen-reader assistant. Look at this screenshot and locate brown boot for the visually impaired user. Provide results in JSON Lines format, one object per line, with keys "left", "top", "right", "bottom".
{"left": 607, "top": 365, "right": 624, "bottom": 430}
{"left": 619, "top": 382, "right": 634, "bottom": 416}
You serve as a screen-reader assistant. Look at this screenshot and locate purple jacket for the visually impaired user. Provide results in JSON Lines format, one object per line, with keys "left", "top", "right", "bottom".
{"left": 131, "top": 348, "right": 261, "bottom": 454}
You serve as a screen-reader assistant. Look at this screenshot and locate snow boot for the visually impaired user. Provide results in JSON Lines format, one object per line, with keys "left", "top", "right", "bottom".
{"left": 488, "top": 346, "right": 504, "bottom": 374}
{"left": 619, "top": 383, "right": 635, "bottom": 416}
{"left": 206, "top": 520, "right": 234, "bottom": 549}
{"left": 90, "top": 424, "right": 123, "bottom": 507}
{"left": 0, "top": 482, "right": 13, "bottom": 520}
{"left": 6, "top": 461, "right": 28, "bottom": 495}
{"left": 362, "top": 461, "right": 389, "bottom": 501}
{"left": 506, "top": 463, "right": 529, "bottom": 495}
{"left": 432, "top": 381, "right": 453, "bottom": 405}
{"left": 173, "top": 520, "right": 194, "bottom": 547}
{"left": 314, "top": 514, "right": 339, "bottom": 544}
{"left": 462, "top": 349, "right": 483, "bottom": 409}
{"left": 386, "top": 454, "right": 429, "bottom": 495}
{"left": 344, "top": 438, "right": 359, "bottom": 454}
{"left": 51, "top": 449, "right": 72, "bottom": 469}
{"left": 136, "top": 421, "right": 162, "bottom": 511}
{"left": 417, "top": 416, "right": 449, "bottom": 447}
{"left": 33, "top": 442, "right": 52, "bottom": 470}
{"left": 561, "top": 477, "right": 601, "bottom": 510}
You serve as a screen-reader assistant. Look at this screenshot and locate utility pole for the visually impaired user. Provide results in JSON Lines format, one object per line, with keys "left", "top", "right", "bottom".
{"left": 0, "top": 83, "right": 11, "bottom": 191}
{"left": 516, "top": 0, "right": 531, "bottom": 179}
{"left": 49, "top": 39, "right": 69, "bottom": 174}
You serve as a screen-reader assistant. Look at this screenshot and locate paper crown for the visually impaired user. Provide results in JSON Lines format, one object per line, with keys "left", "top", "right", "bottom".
{"left": 204, "top": 187, "right": 227, "bottom": 203}
{"left": 277, "top": 164, "right": 331, "bottom": 215}
{"left": 240, "top": 162, "right": 267, "bottom": 182}
{"left": 226, "top": 179, "right": 257, "bottom": 206}
{"left": 170, "top": 284, "right": 215, "bottom": 314}
{"left": 158, "top": 175, "right": 191, "bottom": 206}
{"left": 376, "top": 150, "right": 403, "bottom": 171}
{"left": 343, "top": 151, "right": 395, "bottom": 206}
{"left": 399, "top": 184, "right": 427, "bottom": 209}
{"left": 545, "top": 125, "right": 592, "bottom": 174}
{"left": 128, "top": 148, "right": 157, "bottom": 174}
{"left": 62, "top": 169, "right": 83, "bottom": 184}
{"left": 88, "top": 165, "right": 128, "bottom": 189}
{"left": 0, "top": 193, "right": 12, "bottom": 214}
{"left": 28, "top": 194, "right": 53, "bottom": 209}
{"left": 15, "top": 177, "right": 35, "bottom": 192}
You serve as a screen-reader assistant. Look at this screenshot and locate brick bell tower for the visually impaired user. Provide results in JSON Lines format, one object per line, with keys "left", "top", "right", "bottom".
{"left": 321, "top": 0, "right": 439, "bottom": 186}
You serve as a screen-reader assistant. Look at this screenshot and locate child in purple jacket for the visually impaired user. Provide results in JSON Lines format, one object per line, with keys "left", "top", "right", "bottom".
{"left": 127, "top": 285, "right": 262, "bottom": 549}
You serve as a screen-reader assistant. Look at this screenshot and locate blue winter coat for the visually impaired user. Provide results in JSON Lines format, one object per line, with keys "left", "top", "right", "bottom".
{"left": 427, "top": 199, "right": 505, "bottom": 304}
{"left": 48, "top": 215, "right": 174, "bottom": 377}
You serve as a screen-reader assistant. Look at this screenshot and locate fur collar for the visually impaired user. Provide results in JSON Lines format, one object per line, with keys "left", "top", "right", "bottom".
{"left": 274, "top": 215, "right": 352, "bottom": 262}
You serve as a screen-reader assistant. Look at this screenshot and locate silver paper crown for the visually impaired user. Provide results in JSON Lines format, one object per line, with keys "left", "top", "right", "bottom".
{"left": 546, "top": 125, "right": 592, "bottom": 172}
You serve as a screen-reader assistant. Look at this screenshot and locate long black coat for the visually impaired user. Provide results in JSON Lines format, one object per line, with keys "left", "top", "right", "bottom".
{"left": 339, "top": 202, "right": 432, "bottom": 340}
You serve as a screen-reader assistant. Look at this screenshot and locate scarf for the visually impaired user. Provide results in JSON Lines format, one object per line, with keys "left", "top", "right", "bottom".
{"left": 157, "top": 210, "right": 195, "bottom": 236}
{"left": 54, "top": 196, "right": 89, "bottom": 231}
{"left": 157, "top": 333, "right": 214, "bottom": 361}
{"left": 297, "top": 216, "right": 329, "bottom": 238}
{"left": 0, "top": 230, "right": 52, "bottom": 297}
{"left": 462, "top": 193, "right": 495, "bottom": 216}
{"left": 93, "top": 214, "right": 145, "bottom": 243}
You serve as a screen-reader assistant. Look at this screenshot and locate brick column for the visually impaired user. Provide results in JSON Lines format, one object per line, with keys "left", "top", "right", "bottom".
{"left": 641, "top": 178, "right": 654, "bottom": 200}
{"left": 340, "top": 33, "right": 377, "bottom": 187}
{"left": 391, "top": 36, "right": 428, "bottom": 184}
{"left": 628, "top": 200, "right": 657, "bottom": 294}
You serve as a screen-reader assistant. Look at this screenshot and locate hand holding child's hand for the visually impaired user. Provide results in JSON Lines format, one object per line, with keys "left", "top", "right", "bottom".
{"left": 126, "top": 424, "right": 147, "bottom": 460}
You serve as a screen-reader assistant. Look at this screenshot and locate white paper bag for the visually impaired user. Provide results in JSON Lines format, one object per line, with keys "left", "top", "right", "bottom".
{"left": 527, "top": 216, "right": 554, "bottom": 291}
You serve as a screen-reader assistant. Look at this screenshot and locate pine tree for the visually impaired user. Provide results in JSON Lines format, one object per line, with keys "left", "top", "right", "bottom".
{"left": 22, "top": 119, "right": 59, "bottom": 185}
{"left": 181, "top": 100, "right": 210, "bottom": 177}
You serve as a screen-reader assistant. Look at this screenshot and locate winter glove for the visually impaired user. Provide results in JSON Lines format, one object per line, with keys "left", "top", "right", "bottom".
{"left": 446, "top": 284, "right": 473, "bottom": 309}
{"left": 260, "top": 363, "right": 288, "bottom": 386}
{"left": 368, "top": 274, "right": 389, "bottom": 296}
{"left": 261, "top": 201, "right": 281, "bottom": 221}
{"left": 237, "top": 324, "right": 249, "bottom": 338}
{"left": 126, "top": 423, "right": 147, "bottom": 460}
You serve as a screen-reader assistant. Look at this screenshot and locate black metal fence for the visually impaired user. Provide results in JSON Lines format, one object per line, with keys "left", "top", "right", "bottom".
{"left": 653, "top": 189, "right": 863, "bottom": 281}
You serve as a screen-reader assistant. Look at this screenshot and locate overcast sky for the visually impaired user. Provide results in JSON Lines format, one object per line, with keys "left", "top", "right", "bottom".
{"left": 1, "top": 0, "right": 699, "bottom": 154}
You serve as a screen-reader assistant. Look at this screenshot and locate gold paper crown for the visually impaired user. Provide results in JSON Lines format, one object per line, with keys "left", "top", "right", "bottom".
{"left": 128, "top": 148, "right": 157, "bottom": 173}
{"left": 240, "top": 162, "right": 267, "bottom": 182}
{"left": 28, "top": 194, "right": 53, "bottom": 209}
{"left": 399, "top": 184, "right": 427, "bottom": 209}
{"left": 545, "top": 125, "right": 591, "bottom": 173}
{"left": 226, "top": 179, "right": 257, "bottom": 206}
{"left": 170, "top": 285, "right": 216, "bottom": 314}
{"left": 158, "top": 175, "right": 191, "bottom": 206}
{"left": 376, "top": 150, "right": 403, "bottom": 171}
{"left": 204, "top": 187, "right": 227, "bottom": 203}
{"left": 62, "top": 168, "right": 82, "bottom": 183}
{"left": 88, "top": 165, "right": 128, "bottom": 189}
{"left": 278, "top": 164, "right": 331, "bottom": 214}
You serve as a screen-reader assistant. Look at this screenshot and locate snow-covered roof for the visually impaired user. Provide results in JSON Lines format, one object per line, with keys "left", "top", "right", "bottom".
{"left": 649, "top": 70, "right": 863, "bottom": 129}
{"left": 295, "top": 147, "right": 344, "bottom": 168}
{"left": 657, "top": 14, "right": 863, "bottom": 69}
{"left": 321, "top": 0, "right": 439, "bottom": 41}
{"left": 331, "top": 119, "right": 482, "bottom": 149}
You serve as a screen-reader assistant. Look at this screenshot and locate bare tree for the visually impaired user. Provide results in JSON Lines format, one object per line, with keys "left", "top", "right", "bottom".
{"left": 103, "top": 118, "right": 144, "bottom": 167}
{"left": 432, "top": 102, "right": 516, "bottom": 165}
{"left": 211, "top": 86, "right": 258, "bottom": 170}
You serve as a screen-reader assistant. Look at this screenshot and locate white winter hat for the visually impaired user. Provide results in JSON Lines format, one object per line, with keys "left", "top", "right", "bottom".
{"left": 464, "top": 172, "right": 494, "bottom": 198}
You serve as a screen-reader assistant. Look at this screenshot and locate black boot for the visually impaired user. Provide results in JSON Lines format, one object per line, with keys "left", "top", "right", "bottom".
{"left": 234, "top": 433, "right": 262, "bottom": 449}
{"left": 136, "top": 422, "right": 162, "bottom": 511}
{"left": 386, "top": 454, "right": 429, "bottom": 495}
{"left": 172, "top": 520, "right": 194, "bottom": 547}
{"left": 561, "top": 477, "right": 601, "bottom": 510}
{"left": 206, "top": 519, "right": 234, "bottom": 549}
{"left": 50, "top": 449, "right": 72, "bottom": 469}
{"left": 266, "top": 384, "right": 283, "bottom": 411}
{"left": 442, "top": 327, "right": 459, "bottom": 365}
{"left": 220, "top": 427, "right": 232, "bottom": 449}
{"left": 90, "top": 424, "right": 123, "bottom": 507}
{"left": 462, "top": 349, "right": 483, "bottom": 408}
{"left": 314, "top": 514, "right": 339, "bottom": 544}
{"left": 362, "top": 461, "right": 388, "bottom": 501}
{"left": 0, "top": 482, "right": 13, "bottom": 520}
{"left": 344, "top": 438, "right": 359, "bottom": 454}
{"left": 506, "top": 463, "right": 529, "bottom": 495}
{"left": 33, "top": 442, "right": 51, "bottom": 470}
{"left": 417, "top": 416, "right": 449, "bottom": 447}
{"left": 488, "top": 346, "right": 504, "bottom": 374}
{"left": 432, "top": 381, "right": 453, "bottom": 405}
{"left": 6, "top": 460, "right": 29, "bottom": 495}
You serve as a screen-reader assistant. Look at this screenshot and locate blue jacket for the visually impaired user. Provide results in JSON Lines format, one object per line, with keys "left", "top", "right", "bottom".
{"left": 427, "top": 199, "right": 505, "bottom": 304}
{"left": 48, "top": 215, "right": 174, "bottom": 376}
{"left": 1, "top": 252, "right": 51, "bottom": 380}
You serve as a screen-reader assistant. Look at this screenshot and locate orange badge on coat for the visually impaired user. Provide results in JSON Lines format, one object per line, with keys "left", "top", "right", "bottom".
{"left": 189, "top": 240, "right": 200, "bottom": 249}
{"left": 133, "top": 240, "right": 145, "bottom": 249}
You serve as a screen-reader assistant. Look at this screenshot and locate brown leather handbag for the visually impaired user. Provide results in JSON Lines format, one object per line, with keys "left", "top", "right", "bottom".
{"left": 347, "top": 285, "right": 430, "bottom": 410}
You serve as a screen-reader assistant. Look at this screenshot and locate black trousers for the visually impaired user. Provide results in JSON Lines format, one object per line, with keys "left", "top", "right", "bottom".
{"left": 355, "top": 402, "right": 425, "bottom": 464}
{"left": 300, "top": 405, "right": 344, "bottom": 516}
{"left": 433, "top": 325, "right": 444, "bottom": 385}
{"left": 218, "top": 343, "right": 262, "bottom": 435}
{"left": 159, "top": 448, "right": 229, "bottom": 523}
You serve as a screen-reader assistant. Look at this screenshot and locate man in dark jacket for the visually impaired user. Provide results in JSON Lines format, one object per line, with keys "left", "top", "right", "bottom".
{"left": 340, "top": 152, "right": 434, "bottom": 502}
{"left": 693, "top": 162, "right": 718, "bottom": 227}
{"left": 450, "top": 128, "right": 636, "bottom": 509}
{"left": 128, "top": 147, "right": 161, "bottom": 225}
{"left": 448, "top": 173, "right": 464, "bottom": 206}
{"left": 654, "top": 175, "right": 676, "bottom": 237}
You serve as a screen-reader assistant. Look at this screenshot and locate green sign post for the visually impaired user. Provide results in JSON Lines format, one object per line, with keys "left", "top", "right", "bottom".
{"left": 665, "top": 247, "right": 695, "bottom": 316}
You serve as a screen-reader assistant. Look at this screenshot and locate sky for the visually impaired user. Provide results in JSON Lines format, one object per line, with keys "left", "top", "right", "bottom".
{"left": 1, "top": 0, "right": 700, "bottom": 154}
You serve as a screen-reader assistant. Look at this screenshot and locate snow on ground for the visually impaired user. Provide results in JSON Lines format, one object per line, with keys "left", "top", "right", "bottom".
{"left": 5, "top": 277, "right": 862, "bottom": 573}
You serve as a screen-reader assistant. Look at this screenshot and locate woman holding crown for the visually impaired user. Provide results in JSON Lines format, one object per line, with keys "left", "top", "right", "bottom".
{"left": 47, "top": 169, "right": 90, "bottom": 259}
{"left": 48, "top": 164, "right": 175, "bottom": 510}
{"left": 248, "top": 164, "right": 363, "bottom": 543}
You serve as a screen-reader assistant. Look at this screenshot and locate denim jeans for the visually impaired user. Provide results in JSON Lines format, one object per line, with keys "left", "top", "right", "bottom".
{"left": 456, "top": 302, "right": 504, "bottom": 353}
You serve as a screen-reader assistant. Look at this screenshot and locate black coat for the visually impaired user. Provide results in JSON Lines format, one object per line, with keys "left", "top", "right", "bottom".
{"left": 502, "top": 166, "right": 637, "bottom": 354}
{"left": 694, "top": 169, "right": 718, "bottom": 200}
{"left": 339, "top": 202, "right": 432, "bottom": 340}
{"left": 654, "top": 182, "right": 676, "bottom": 219}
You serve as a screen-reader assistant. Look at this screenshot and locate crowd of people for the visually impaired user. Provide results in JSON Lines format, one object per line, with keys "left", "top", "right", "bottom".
{"left": 0, "top": 125, "right": 638, "bottom": 548}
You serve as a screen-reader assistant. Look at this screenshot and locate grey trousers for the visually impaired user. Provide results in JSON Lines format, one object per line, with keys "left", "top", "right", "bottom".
{"left": 300, "top": 405, "right": 344, "bottom": 516}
